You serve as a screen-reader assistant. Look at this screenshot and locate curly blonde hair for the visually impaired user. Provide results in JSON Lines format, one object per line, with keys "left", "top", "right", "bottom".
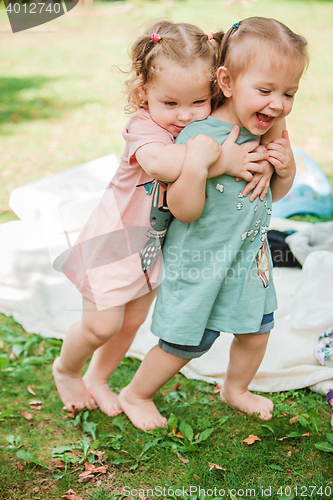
{"left": 124, "top": 20, "right": 224, "bottom": 114}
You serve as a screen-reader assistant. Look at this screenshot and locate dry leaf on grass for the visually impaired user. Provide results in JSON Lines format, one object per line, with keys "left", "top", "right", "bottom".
{"left": 208, "top": 462, "right": 226, "bottom": 472}
{"left": 27, "top": 385, "right": 37, "bottom": 396}
{"left": 193, "top": 474, "right": 201, "bottom": 482}
{"left": 172, "top": 428, "right": 184, "bottom": 438}
{"left": 78, "top": 462, "right": 108, "bottom": 482}
{"left": 289, "top": 415, "right": 299, "bottom": 424}
{"left": 213, "top": 385, "right": 222, "bottom": 393}
{"left": 16, "top": 462, "right": 24, "bottom": 471}
{"left": 55, "top": 460, "right": 66, "bottom": 468}
{"left": 10, "top": 352, "right": 18, "bottom": 360}
{"left": 21, "top": 411, "right": 33, "bottom": 420}
{"left": 89, "top": 450, "right": 105, "bottom": 458}
{"left": 302, "top": 432, "right": 311, "bottom": 437}
{"left": 173, "top": 382, "right": 181, "bottom": 390}
{"left": 194, "top": 433, "right": 200, "bottom": 440}
{"left": 41, "top": 481, "right": 55, "bottom": 493}
{"left": 29, "top": 400, "right": 42, "bottom": 410}
{"left": 243, "top": 434, "right": 261, "bottom": 445}
{"left": 63, "top": 406, "right": 79, "bottom": 418}
{"left": 177, "top": 452, "right": 189, "bottom": 464}
{"left": 287, "top": 451, "right": 292, "bottom": 457}
{"left": 61, "top": 489, "right": 84, "bottom": 500}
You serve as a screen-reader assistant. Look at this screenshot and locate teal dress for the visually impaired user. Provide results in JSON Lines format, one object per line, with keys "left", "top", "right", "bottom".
{"left": 151, "top": 116, "right": 278, "bottom": 345}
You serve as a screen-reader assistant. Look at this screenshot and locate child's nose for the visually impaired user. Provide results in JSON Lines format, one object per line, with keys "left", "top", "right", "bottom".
{"left": 177, "top": 107, "right": 192, "bottom": 122}
{"left": 269, "top": 96, "right": 283, "bottom": 112}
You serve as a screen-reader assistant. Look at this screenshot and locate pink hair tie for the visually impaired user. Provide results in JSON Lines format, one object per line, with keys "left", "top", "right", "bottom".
{"left": 151, "top": 33, "right": 162, "bottom": 42}
{"left": 207, "top": 32, "right": 214, "bottom": 40}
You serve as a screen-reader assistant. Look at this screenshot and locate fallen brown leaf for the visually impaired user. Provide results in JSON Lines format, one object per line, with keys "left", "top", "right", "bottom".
{"left": 174, "top": 432, "right": 184, "bottom": 439}
{"left": 173, "top": 382, "right": 181, "bottom": 390}
{"left": 29, "top": 400, "right": 42, "bottom": 410}
{"left": 10, "top": 352, "right": 18, "bottom": 360}
{"left": 194, "top": 433, "right": 200, "bottom": 440}
{"left": 63, "top": 406, "right": 78, "bottom": 418}
{"left": 21, "top": 411, "right": 33, "bottom": 420}
{"left": 41, "top": 481, "right": 55, "bottom": 493}
{"left": 54, "top": 460, "right": 66, "bottom": 468}
{"left": 89, "top": 450, "right": 105, "bottom": 458}
{"left": 172, "top": 428, "right": 184, "bottom": 438}
{"left": 208, "top": 462, "right": 226, "bottom": 472}
{"left": 302, "top": 432, "right": 311, "bottom": 437}
{"left": 213, "top": 385, "right": 222, "bottom": 393}
{"left": 289, "top": 415, "right": 299, "bottom": 424}
{"left": 287, "top": 451, "right": 292, "bottom": 457}
{"left": 278, "top": 436, "right": 289, "bottom": 441}
{"left": 62, "top": 489, "right": 84, "bottom": 500}
{"left": 27, "top": 385, "right": 37, "bottom": 396}
{"left": 32, "top": 487, "right": 39, "bottom": 493}
{"left": 243, "top": 434, "right": 261, "bottom": 445}
{"left": 83, "top": 462, "right": 107, "bottom": 474}
{"left": 16, "top": 462, "right": 24, "bottom": 471}
{"left": 193, "top": 474, "right": 201, "bottom": 482}
{"left": 78, "top": 470, "right": 95, "bottom": 479}
{"left": 177, "top": 452, "right": 189, "bottom": 464}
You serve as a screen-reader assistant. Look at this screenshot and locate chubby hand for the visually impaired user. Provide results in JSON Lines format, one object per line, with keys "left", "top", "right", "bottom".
{"left": 186, "top": 134, "right": 222, "bottom": 173}
{"left": 265, "top": 130, "right": 296, "bottom": 180}
{"left": 241, "top": 160, "right": 274, "bottom": 202}
{"left": 211, "top": 125, "right": 267, "bottom": 181}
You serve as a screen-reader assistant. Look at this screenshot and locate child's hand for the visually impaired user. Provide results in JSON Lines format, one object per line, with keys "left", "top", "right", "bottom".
{"left": 241, "top": 160, "right": 274, "bottom": 202}
{"left": 186, "top": 134, "right": 221, "bottom": 173}
{"left": 265, "top": 130, "right": 296, "bottom": 180}
{"left": 208, "top": 125, "right": 267, "bottom": 180}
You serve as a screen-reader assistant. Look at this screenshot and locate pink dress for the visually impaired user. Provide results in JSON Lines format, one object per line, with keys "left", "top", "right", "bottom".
{"left": 61, "top": 108, "right": 174, "bottom": 309}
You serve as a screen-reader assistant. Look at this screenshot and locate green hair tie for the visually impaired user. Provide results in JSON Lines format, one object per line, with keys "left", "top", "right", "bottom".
{"left": 232, "top": 22, "right": 241, "bottom": 29}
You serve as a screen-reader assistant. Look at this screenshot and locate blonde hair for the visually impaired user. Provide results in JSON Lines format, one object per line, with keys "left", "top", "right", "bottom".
{"left": 124, "top": 20, "right": 224, "bottom": 114}
{"left": 215, "top": 17, "right": 309, "bottom": 107}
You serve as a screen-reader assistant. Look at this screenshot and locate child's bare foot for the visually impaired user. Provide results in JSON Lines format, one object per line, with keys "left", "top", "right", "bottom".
{"left": 83, "top": 377, "right": 122, "bottom": 417}
{"left": 52, "top": 358, "right": 97, "bottom": 412}
{"left": 220, "top": 386, "right": 273, "bottom": 420}
{"left": 118, "top": 386, "right": 167, "bottom": 431}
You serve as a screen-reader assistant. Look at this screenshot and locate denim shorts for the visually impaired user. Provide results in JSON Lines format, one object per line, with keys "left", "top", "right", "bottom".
{"left": 158, "top": 312, "right": 274, "bottom": 360}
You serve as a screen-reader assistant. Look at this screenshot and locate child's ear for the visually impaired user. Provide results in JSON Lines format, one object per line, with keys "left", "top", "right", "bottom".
{"left": 216, "top": 66, "right": 232, "bottom": 98}
{"left": 140, "top": 85, "right": 148, "bottom": 102}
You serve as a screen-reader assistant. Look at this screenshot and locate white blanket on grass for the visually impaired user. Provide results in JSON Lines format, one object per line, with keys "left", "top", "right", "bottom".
{"left": 1, "top": 155, "right": 333, "bottom": 396}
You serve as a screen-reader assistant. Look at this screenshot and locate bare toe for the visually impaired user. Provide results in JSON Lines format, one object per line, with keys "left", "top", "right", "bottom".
{"left": 118, "top": 387, "right": 166, "bottom": 431}
{"left": 83, "top": 378, "right": 123, "bottom": 417}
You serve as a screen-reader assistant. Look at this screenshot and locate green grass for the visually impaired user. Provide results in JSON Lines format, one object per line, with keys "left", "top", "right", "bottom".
{"left": 1, "top": 0, "right": 333, "bottom": 498}
{"left": 1, "top": 315, "right": 333, "bottom": 500}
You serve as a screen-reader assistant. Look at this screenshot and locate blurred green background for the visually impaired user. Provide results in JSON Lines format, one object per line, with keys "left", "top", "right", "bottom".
{"left": 0, "top": 0, "right": 332, "bottom": 217}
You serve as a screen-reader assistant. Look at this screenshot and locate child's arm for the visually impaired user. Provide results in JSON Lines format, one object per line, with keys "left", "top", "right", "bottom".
{"left": 135, "top": 143, "right": 187, "bottom": 183}
{"left": 266, "top": 130, "right": 296, "bottom": 202}
{"left": 241, "top": 120, "right": 295, "bottom": 202}
{"left": 166, "top": 135, "right": 221, "bottom": 223}
{"left": 135, "top": 126, "right": 267, "bottom": 184}
{"left": 206, "top": 125, "right": 266, "bottom": 180}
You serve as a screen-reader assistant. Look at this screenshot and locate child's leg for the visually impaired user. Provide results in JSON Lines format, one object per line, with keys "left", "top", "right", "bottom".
{"left": 220, "top": 331, "right": 273, "bottom": 420}
{"left": 119, "top": 345, "right": 188, "bottom": 431}
{"left": 53, "top": 297, "right": 125, "bottom": 412}
{"left": 83, "top": 289, "right": 157, "bottom": 417}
